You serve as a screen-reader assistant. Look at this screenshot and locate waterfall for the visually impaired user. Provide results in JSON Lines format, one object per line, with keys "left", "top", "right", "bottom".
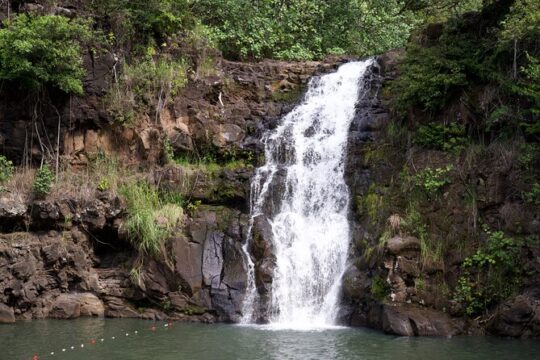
{"left": 242, "top": 59, "right": 375, "bottom": 329}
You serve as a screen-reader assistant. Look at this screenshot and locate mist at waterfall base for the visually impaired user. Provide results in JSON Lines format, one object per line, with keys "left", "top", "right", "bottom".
{"left": 242, "top": 59, "right": 374, "bottom": 329}
{"left": 3, "top": 319, "right": 539, "bottom": 360}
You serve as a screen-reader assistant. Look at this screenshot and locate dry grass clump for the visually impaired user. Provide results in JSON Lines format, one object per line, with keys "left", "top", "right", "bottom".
{"left": 1, "top": 168, "right": 35, "bottom": 204}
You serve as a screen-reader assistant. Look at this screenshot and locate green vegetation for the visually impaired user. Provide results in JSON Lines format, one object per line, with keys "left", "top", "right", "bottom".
{"left": 371, "top": 274, "right": 390, "bottom": 301}
{"left": 454, "top": 226, "right": 523, "bottom": 316}
{"left": 120, "top": 182, "right": 184, "bottom": 255}
{"left": 391, "top": 0, "right": 539, "bottom": 140}
{"left": 0, "top": 14, "right": 92, "bottom": 95}
{"left": 0, "top": 155, "right": 14, "bottom": 185}
{"left": 413, "top": 166, "right": 453, "bottom": 196}
{"left": 194, "top": 0, "right": 415, "bottom": 60}
{"left": 414, "top": 123, "right": 467, "bottom": 153}
{"left": 91, "top": 0, "right": 196, "bottom": 53}
{"left": 106, "top": 56, "right": 188, "bottom": 124}
{"left": 523, "top": 183, "right": 540, "bottom": 206}
{"left": 392, "top": 42, "right": 468, "bottom": 112}
{"left": 32, "top": 164, "right": 55, "bottom": 199}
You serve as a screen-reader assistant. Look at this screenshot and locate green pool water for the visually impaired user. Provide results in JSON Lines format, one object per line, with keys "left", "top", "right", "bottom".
{"left": 1, "top": 319, "right": 539, "bottom": 360}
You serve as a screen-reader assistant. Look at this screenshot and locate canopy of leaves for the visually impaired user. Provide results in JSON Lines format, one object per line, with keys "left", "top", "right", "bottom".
{"left": 391, "top": 0, "right": 539, "bottom": 139}
{"left": 0, "top": 14, "right": 92, "bottom": 95}
{"left": 92, "top": 0, "right": 196, "bottom": 53}
{"left": 193, "top": 0, "right": 415, "bottom": 60}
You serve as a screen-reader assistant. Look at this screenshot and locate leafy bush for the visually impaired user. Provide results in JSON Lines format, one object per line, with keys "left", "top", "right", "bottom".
{"left": 97, "top": 179, "right": 110, "bottom": 192}
{"left": 0, "top": 14, "right": 92, "bottom": 95}
{"left": 414, "top": 123, "right": 467, "bottom": 153}
{"left": 194, "top": 0, "right": 414, "bottom": 60}
{"left": 106, "top": 56, "right": 188, "bottom": 124}
{"left": 91, "top": 0, "right": 195, "bottom": 51}
{"left": 0, "top": 155, "right": 14, "bottom": 184}
{"left": 33, "top": 165, "right": 55, "bottom": 198}
{"left": 413, "top": 165, "right": 453, "bottom": 196}
{"left": 454, "top": 227, "right": 523, "bottom": 316}
{"left": 392, "top": 43, "right": 468, "bottom": 112}
{"left": 523, "top": 183, "right": 540, "bottom": 206}
{"left": 120, "top": 182, "right": 183, "bottom": 255}
{"left": 515, "top": 54, "right": 540, "bottom": 125}
{"left": 371, "top": 274, "right": 390, "bottom": 301}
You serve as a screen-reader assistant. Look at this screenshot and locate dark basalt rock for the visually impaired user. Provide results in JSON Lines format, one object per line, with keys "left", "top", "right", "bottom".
{"left": 378, "top": 304, "right": 460, "bottom": 337}
{"left": 488, "top": 294, "right": 540, "bottom": 338}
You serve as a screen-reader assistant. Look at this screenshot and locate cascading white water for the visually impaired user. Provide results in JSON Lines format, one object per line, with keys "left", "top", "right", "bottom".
{"left": 243, "top": 59, "right": 374, "bottom": 329}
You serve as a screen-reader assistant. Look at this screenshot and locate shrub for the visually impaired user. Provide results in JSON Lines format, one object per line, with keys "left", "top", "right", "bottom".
{"left": 371, "top": 274, "right": 390, "bottom": 301}
{"left": 0, "top": 155, "right": 14, "bottom": 184}
{"left": 0, "top": 14, "right": 92, "bottom": 95}
{"left": 413, "top": 165, "right": 453, "bottom": 196}
{"left": 106, "top": 56, "right": 188, "bottom": 124}
{"left": 392, "top": 43, "right": 468, "bottom": 112}
{"left": 194, "top": 0, "right": 414, "bottom": 60}
{"left": 414, "top": 123, "right": 467, "bottom": 153}
{"left": 91, "top": 0, "right": 195, "bottom": 51}
{"left": 33, "top": 164, "right": 55, "bottom": 198}
{"left": 523, "top": 183, "right": 540, "bottom": 206}
{"left": 453, "top": 227, "right": 523, "bottom": 316}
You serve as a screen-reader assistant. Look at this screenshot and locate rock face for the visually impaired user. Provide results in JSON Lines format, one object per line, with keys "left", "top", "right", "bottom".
{"left": 339, "top": 48, "right": 540, "bottom": 339}
{"left": 0, "top": 50, "right": 355, "bottom": 325}
{"left": 250, "top": 215, "right": 276, "bottom": 323}
{"left": 377, "top": 304, "right": 460, "bottom": 337}
{"left": 488, "top": 294, "right": 540, "bottom": 338}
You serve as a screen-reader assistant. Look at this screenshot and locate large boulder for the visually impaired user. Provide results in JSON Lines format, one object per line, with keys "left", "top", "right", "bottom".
{"left": 50, "top": 294, "right": 81, "bottom": 319}
{"left": 488, "top": 295, "right": 540, "bottom": 338}
{"left": 78, "top": 293, "right": 105, "bottom": 317}
{"left": 385, "top": 236, "right": 421, "bottom": 256}
{"left": 172, "top": 235, "right": 203, "bottom": 295}
{"left": 0, "top": 304, "right": 15, "bottom": 324}
{"left": 377, "top": 304, "right": 460, "bottom": 337}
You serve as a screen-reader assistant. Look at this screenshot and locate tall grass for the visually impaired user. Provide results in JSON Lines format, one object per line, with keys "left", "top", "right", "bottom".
{"left": 120, "top": 182, "right": 183, "bottom": 255}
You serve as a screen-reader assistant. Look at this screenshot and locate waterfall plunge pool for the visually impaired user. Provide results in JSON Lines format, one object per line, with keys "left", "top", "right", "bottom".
{"left": 2, "top": 319, "right": 539, "bottom": 360}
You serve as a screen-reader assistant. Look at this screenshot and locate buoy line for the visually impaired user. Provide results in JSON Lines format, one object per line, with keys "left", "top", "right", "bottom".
{"left": 29, "top": 321, "right": 174, "bottom": 360}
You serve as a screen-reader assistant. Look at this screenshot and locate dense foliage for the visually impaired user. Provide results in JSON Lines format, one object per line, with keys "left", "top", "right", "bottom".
{"left": 454, "top": 227, "right": 523, "bottom": 316}
{"left": 106, "top": 56, "right": 188, "bottom": 124}
{"left": 32, "top": 164, "right": 55, "bottom": 199}
{"left": 194, "top": 0, "right": 414, "bottom": 60}
{"left": 392, "top": 0, "right": 539, "bottom": 139}
{"left": 0, "top": 155, "right": 14, "bottom": 184}
{"left": 91, "top": 0, "right": 195, "bottom": 53}
{"left": 0, "top": 14, "right": 92, "bottom": 95}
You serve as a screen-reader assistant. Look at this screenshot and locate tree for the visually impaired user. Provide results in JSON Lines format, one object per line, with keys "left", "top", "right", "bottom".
{"left": 0, "top": 14, "right": 92, "bottom": 95}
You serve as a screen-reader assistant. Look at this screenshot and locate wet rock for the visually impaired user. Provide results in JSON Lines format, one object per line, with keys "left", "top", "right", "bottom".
{"left": 222, "top": 237, "right": 248, "bottom": 291}
{"left": 254, "top": 258, "right": 275, "bottom": 295}
{"left": 251, "top": 215, "right": 274, "bottom": 260}
{"left": 0, "top": 304, "right": 15, "bottom": 324}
